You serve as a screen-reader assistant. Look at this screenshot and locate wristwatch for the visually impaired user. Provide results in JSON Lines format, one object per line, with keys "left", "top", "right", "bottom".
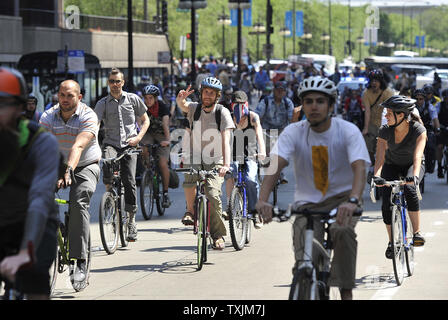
{"left": 348, "top": 197, "right": 359, "bottom": 205}
{"left": 66, "top": 165, "right": 73, "bottom": 174}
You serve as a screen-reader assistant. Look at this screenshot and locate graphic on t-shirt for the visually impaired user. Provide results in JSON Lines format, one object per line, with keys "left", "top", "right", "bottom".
{"left": 312, "top": 145, "right": 329, "bottom": 196}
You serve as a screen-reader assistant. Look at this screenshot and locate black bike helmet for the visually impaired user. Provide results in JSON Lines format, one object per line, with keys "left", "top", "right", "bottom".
{"left": 422, "top": 83, "right": 434, "bottom": 95}
{"left": 366, "top": 69, "right": 387, "bottom": 90}
{"left": 142, "top": 84, "right": 160, "bottom": 96}
{"left": 412, "top": 88, "right": 425, "bottom": 99}
{"left": 381, "top": 95, "right": 416, "bottom": 115}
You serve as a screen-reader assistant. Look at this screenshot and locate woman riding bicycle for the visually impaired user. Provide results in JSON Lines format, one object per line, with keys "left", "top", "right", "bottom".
{"left": 372, "top": 95, "right": 427, "bottom": 260}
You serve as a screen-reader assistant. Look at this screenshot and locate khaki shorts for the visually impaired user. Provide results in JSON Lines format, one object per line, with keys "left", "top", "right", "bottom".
{"left": 141, "top": 132, "right": 170, "bottom": 159}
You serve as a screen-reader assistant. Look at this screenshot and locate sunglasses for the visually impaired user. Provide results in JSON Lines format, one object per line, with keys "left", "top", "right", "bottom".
{"left": 108, "top": 79, "right": 122, "bottom": 84}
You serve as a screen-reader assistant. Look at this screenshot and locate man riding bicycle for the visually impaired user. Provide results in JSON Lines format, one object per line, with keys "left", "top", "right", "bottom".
{"left": 94, "top": 68, "right": 150, "bottom": 242}
{"left": 140, "top": 84, "right": 171, "bottom": 208}
{"left": 40, "top": 80, "right": 101, "bottom": 290}
{"left": 435, "top": 89, "right": 448, "bottom": 178}
{"left": 0, "top": 67, "right": 60, "bottom": 300}
{"left": 176, "top": 77, "right": 235, "bottom": 250}
{"left": 256, "top": 76, "right": 370, "bottom": 300}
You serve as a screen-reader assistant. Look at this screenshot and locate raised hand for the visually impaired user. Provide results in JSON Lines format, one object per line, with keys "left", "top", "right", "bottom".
{"left": 177, "top": 84, "right": 195, "bottom": 101}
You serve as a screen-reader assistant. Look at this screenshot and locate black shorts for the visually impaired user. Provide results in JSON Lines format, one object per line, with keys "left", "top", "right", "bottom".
{"left": 0, "top": 219, "right": 57, "bottom": 296}
{"left": 436, "top": 129, "right": 448, "bottom": 146}
{"left": 380, "top": 162, "right": 425, "bottom": 225}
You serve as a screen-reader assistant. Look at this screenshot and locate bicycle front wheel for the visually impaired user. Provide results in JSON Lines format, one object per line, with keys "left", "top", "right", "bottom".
{"left": 229, "top": 187, "right": 248, "bottom": 250}
{"left": 196, "top": 196, "right": 208, "bottom": 271}
{"left": 404, "top": 210, "right": 415, "bottom": 277}
{"left": 49, "top": 242, "right": 58, "bottom": 295}
{"left": 391, "top": 206, "right": 405, "bottom": 286}
{"left": 289, "top": 268, "right": 319, "bottom": 300}
{"left": 99, "top": 191, "right": 119, "bottom": 254}
{"left": 140, "top": 169, "right": 155, "bottom": 220}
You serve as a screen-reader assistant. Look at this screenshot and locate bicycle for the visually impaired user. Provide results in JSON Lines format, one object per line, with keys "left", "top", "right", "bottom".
{"left": 175, "top": 167, "right": 218, "bottom": 271}
{"left": 99, "top": 147, "right": 142, "bottom": 254}
{"left": 272, "top": 205, "right": 362, "bottom": 300}
{"left": 443, "top": 144, "right": 448, "bottom": 184}
{"left": 370, "top": 178, "right": 421, "bottom": 286}
{"left": 140, "top": 143, "right": 165, "bottom": 220}
{"left": 53, "top": 196, "right": 92, "bottom": 293}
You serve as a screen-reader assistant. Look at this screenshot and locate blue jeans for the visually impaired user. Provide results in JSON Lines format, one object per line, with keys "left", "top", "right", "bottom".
{"left": 230, "top": 160, "right": 259, "bottom": 212}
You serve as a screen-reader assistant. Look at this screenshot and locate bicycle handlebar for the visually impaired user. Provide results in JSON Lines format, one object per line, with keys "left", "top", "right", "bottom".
{"left": 272, "top": 205, "right": 363, "bottom": 223}
{"left": 174, "top": 167, "right": 218, "bottom": 177}
{"left": 101, "top": 147, "right": 142, "bottom": 163}
{"left": 370, "top": 178, "right": 422, "bottom": 203}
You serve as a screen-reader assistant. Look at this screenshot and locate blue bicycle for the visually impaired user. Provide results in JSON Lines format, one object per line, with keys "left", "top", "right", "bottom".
{"left": 228, "top": 159, "right": 259, "bottom": 250}
{"left": 371, "top": 178, "right": 421, "bottom": 285}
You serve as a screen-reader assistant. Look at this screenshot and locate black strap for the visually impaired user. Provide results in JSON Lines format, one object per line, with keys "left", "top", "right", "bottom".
{"left": 190, "top": 104, "right": 222, "bottom": 132}
{"left": 371, "top": 90, "right": 384, "bottom": 109}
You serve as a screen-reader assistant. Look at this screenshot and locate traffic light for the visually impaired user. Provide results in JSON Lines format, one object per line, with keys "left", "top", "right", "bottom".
{"left": 161, "top": 1, "right": 168, "bottom": 33}
{"left": 186, "top": 33, "right": 191, "bottom": 40}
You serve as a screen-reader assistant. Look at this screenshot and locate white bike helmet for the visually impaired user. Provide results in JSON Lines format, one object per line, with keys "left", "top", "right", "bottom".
{"left": 297, "top": 76, "right": 337, "bottom": 100}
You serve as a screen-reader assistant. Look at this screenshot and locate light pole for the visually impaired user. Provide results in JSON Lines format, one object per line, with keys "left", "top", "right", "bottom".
{"left": 356, "top": 36, "right": 364, "bottom": 63}
{"left": 217, "top": 10, "right": 231, "bottom": 60}
{"left": 301, "top": 32, "right": 312, "bottom": 54}
{"left": 252, "top": 22, "right": 266, "bottom": 61}
{"left": 280, "top": 27, "right": 291, "bottom": 61}
{"left": 321, "top": 33, "right": 330, "bottom": 54}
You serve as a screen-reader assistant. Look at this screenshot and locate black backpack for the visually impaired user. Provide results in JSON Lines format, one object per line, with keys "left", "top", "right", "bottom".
{"left": 190, "top": 103, "right": 223, "bottom": 132}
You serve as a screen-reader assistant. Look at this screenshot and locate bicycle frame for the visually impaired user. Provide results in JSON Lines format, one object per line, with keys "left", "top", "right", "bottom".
{"left": 234, "top": 161, "right": 248, "bottom": 220}
{"left": 388, "top": 182, "right": 413, "bottom": 252}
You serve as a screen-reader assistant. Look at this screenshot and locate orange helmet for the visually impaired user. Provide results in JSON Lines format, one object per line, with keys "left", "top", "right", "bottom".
{"left": 0, "top": 67, "right": 27, "bottom": 104}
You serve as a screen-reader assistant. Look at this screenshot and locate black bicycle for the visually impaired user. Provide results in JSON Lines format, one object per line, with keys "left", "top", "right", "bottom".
{"left": 140, "top": 143, "right": 165, "bottom": 220}
{"left": 99, "top": 147, "right": 142, "bottom": 254}
{"left": 273, "top": 205, "right": 362, "bottom": 300}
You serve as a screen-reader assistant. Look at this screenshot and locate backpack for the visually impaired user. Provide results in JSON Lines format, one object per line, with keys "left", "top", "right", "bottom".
{"left": 190, "top": 103, "right": 223, "bottom": 132}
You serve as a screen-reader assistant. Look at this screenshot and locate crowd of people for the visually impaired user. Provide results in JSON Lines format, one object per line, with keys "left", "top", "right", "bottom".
{"left": 1, "top": 54, "right": 447, "bottom": 300}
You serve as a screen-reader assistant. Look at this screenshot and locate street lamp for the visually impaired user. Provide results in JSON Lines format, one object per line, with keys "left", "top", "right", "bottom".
{"left": 217, "top": 11, "right": 231, "bottom": 60}
{"left": 321, "top": 33, "right": 330, "bottom": 54}
{"left": 280, "top": 27, "right": 291, "bottom": 61}
{"left": 252, "top": 22, "right": 266, "bottom": 61}
{"left": 301, "top": 32, "right": 312, "bottom": 54}
{"left": 356, "top": 36, "right": 364, "bottom": 62}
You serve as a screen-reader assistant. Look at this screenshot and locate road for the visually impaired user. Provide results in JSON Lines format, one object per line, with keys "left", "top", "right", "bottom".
{"left": 49, "top": 162, "right": 448, "bottom": 302}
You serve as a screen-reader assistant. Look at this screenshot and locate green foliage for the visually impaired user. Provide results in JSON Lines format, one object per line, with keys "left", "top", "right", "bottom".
{"left": 64, "top": 0, "right": 447, "bottom": 62}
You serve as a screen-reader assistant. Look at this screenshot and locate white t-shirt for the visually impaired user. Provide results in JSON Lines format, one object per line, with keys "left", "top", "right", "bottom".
{"left": 271, "top": 117, "right": 371, "bottom": 205}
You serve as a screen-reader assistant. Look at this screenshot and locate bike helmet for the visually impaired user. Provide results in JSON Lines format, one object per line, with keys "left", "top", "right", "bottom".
{"left": 422, "top": 83, "right": 434, "bottom": 95}
{"left": 368, "top": 69, "right": 384, "bottom": 81}
{"left": 200, "top": 77, "right": 222, "bottom": 91}
{"left": 297, "top": 76, "right": 337, "bottom": 100}
{"left": 0, "top": 67, "right": 27, "bottom": 104}
{"left": 142, "top": 84, "right": 160, "bottom": 96}
{"left": 412, "top": 88, "right": 425, "bottom": 99}
{"left": 381, "top": 95, "right": 416, "bottom": 115}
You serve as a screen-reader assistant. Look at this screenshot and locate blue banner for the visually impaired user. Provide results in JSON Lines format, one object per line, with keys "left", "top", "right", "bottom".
{"left": 415, "top": 35, "right": 425, "bottom": 49}
{"left": 285, "top": 11, "right": 293, "bottom": 37}
{"left": 230, "top": 0, "right": 252, "bottom": 27}
{"left": 296, "top": 11, "right": 303, "bottom": 37}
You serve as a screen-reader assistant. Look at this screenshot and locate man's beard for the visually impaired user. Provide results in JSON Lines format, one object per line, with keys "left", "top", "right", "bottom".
{"left": 0, "top": 128, "right": 21, "bottom": 169}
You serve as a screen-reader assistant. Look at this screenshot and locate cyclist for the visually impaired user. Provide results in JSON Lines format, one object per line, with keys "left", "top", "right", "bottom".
{"left": 413, "top": 88, "right": 440, "bottom": 174}
{"left": 372, "top": 95, "right": 427, "bottom": 258}
{"left": 140, "top": 84, "right": 171, "bottom": 208}
{"left": 224, "top": 90, "right": 266, "bottom": 229}
{"left": 256, "top": 76, "right": 370, "bottom": 300}
{"left": 254, "top": 81, "right": 294, "bottom": 184}
{"left": 24, "top": 95, "right": 42, "bottom": 122}
{"left": 0, "top": 67, "right": 60, "bottom": 300}
{"left": 176, "top": 77, "right": 235, "bottom": 250}
{"left": 343, "top": 89, "right": 365, "bottom": 131}
{"left": 423, "top": 83, "right": 441, "bottom": 106}
{"left": 435, "top": 89, "right": 448, "bottom": 178}
{"left": 94, "top": 68, "right": 150, "bottom": 242}
{"left": 39, "top": 80, "right": 101, "bottom": 290}
{"left": 361, "top": 69, "right": 394, "bottom": 175}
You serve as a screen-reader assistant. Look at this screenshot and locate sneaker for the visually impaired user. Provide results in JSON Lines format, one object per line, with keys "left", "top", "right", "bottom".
{"left": 127, "top": 222, "right": 138, "bottom": 241}
{"left": 222, "top": 206, "right": 230, "bottom": 221}
{"left": 162, "top": 193, "right": 171, "bottom": 208}
{"left": 413, "top": 232, "right": 426, "bottom": 247}
{"left": 74, "top": 259, "right": 86, "bottom": 282}
{"left": 253, "top": 213, "right": 263, "bottom": 229}
{"left": 385, "top": 242, "right": 394, "bottom": 259}
{"left": 279, "top": 172, "right": 288, "bottom": 184}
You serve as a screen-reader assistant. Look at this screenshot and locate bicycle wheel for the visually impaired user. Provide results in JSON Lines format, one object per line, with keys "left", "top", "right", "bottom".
{"left": 404, "top": 210, "right": 415, "bottom": 277}
{"left": 228, "top": 187, "right": 248, "bottom": 250}
{"left": 289, "top": 267, "right": 318, "bottom": 300}
{"left": 443, "top": 149, "right": 448, "bottom": 184}
{"left": 196, "top": 196, "right": 208, "bottom": 271}
{"left": 49, "top": 243, "right": 58, "bottom": 295}
{"left": 245, "top": 214, "right": 252, "bottom": 244}
{"left": 119, "top": 189, "right": 129, "bottom": 248}
{"left": 155, "top": 174, "right": 166, "bottom": 216}
{"left": 99, "top": 191, "right": 119, "bottom": 254}
{"left": 391, "top": 206, "right": 405, "bottom": 286}
{"left": 140, "top": 169, "right": 155, "bottom": 220}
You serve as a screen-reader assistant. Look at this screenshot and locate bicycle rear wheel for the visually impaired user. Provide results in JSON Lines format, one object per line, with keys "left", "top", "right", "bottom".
{"left": 229, "top": 187, "right": 248, "bottom": 251}
{"left": 404, "top": 210, "right": 415, "bottom": 277}
{"left": 196, "top": 196, "right": 208, "bottom": 271}
{"left": 99, "top": 191, "right": 119, "bottom": 254}
{"left": 140, "top": 170, "right": 155, "bottom": 220}
{"left": 289, "top": 267, "right": 318, "bottom": 300}
{"left": 155, "top": 174, "right": 165, "bottom": 216}
{"left": 391, "top": 206, "right": 405, "bottom": 286}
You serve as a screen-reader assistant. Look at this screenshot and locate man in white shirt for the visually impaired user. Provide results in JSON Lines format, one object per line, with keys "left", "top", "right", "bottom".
{"left": 256, "top": 76, "right": 370, "bottom": 300}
